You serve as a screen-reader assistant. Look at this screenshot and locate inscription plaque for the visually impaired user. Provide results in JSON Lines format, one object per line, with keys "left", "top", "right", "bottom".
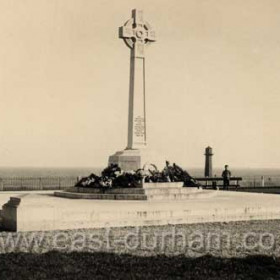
{"left": 134, "top": 116, "right": 145, "bottom": 137}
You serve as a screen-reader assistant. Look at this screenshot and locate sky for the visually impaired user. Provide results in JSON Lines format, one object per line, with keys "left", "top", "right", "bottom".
{"left": 0, "top": 0, "right": 279, "bottom": 169}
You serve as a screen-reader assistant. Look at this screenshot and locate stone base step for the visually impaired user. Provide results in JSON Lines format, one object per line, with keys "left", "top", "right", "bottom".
{"left": 146, "top": 191, "right": 217, "bottom": 200}
{"left": 55, "top": 192, "right": 147, "bottom": 200}
{"left": 54, "top": 189, "right": 217, "bottom": 200}
{"left": 71, "top": 186, "right": 202, "bottom": 195}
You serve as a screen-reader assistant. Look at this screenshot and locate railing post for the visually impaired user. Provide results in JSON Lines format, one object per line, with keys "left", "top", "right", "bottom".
{"left": 261, "top": 175, "right": 265, "bottom": 187}
{"left": 0, "top": 178, "right": 3, "bottom": 191}
{"left": 39, "top": 177, "right": 43, "bottom": 190}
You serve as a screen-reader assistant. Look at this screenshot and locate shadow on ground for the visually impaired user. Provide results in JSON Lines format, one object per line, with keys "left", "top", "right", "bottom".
{"left": 0, "top": 252, "right": 279, "bottom": 279}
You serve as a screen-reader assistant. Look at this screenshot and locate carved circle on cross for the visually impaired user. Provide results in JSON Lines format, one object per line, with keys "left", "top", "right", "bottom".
{"left": 121, "top": 18, "right": 155, "bottom": 49}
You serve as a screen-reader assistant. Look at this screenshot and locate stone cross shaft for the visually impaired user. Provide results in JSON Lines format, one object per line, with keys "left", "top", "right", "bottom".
{"left": 119, "top": 9, "right": 156, "bottom": 149}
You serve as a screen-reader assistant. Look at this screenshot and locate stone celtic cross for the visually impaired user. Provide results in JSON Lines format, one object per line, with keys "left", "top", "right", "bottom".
{"left": 119, "top": 9, "right": 156, "bottom": 149}
{"left": 108, "top": 9, "right": 156, "bottom": 171}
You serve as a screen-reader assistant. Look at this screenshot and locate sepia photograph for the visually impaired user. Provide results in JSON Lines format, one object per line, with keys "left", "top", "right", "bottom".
{"left": 0, "top": 0, "right": 280, "bottom": 279}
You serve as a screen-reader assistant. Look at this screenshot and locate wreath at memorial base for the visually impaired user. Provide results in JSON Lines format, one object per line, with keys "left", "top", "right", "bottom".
{"left": 75, "top": 162, "right": 200, "bottom": 189}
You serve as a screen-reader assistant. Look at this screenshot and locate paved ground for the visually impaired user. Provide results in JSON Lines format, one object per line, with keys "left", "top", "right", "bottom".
{"left": 0, "top": 190, "right": 54, "bottom": 207}
{"left": 1, "top": 189, "right": 280, "bottom": 210}
{"left": 1, "top": 190, "right": 280, "bottom": 231}
{"left": 1, "top": 192, "right": 280, "bottom": 278}
{"left": 1, "top": 189, "right": 280, "bottom": 212}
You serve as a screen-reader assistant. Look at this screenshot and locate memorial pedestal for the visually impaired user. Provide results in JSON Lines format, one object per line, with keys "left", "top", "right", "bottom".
{"left": 108, "top": 148, "right": 164, "bottom": 171}
{"left": 108, "top": 149, "right": 142, "bottom": 171}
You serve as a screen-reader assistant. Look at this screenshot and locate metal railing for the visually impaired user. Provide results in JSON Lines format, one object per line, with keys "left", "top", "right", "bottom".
{"left": 241, "top": 176, "right": 280, "bottom": 187}
{"left": 0, "top": 177, "right": 78, "bottom": 191}
{"left": 194, "top": 175, "right": 280, "bottom": 188}
{"left": 0, "top": 175, "right": 279, "bottom": 191}
{"left": 195, "top": 177, "right": 242, "bottom": 187}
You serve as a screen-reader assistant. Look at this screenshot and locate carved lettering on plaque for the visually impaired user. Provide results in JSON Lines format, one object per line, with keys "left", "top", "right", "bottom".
{"left": 134, "top": 116, "right": 145, "bottom": 137}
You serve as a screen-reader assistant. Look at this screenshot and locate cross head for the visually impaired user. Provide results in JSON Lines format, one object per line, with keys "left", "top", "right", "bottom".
{"left": 119, "top": 9, "right": 156, "bottom": 57}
